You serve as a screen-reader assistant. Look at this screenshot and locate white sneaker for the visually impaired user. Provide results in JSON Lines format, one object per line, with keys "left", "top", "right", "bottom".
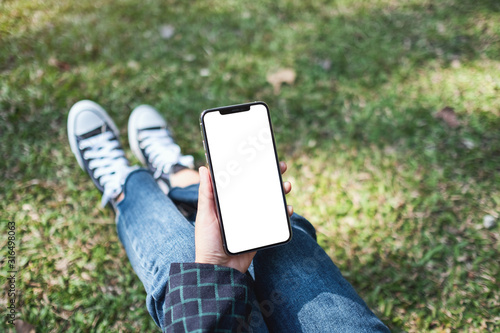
{"left": 67, "top": 100, "right": 137, "bottom": 209}
{"left": 128, "top": 105, "right": 194, "bottom": 192}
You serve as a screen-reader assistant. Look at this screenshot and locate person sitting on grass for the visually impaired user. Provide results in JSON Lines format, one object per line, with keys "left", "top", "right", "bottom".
{"left": 67, "top": 100, "right": 390, "bottom": 332}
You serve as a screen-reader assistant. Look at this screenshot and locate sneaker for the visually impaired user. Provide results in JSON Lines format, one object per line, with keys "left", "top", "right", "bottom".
{"left": 67, "top": 100, "right": 137, "bottom": 209}
{"left": 128, "top": 105, "right": 194, "bottom": 192}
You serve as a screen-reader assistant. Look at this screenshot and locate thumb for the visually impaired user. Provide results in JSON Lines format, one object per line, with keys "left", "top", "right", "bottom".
{"left": 198, "top": 166, "right": 214, "bottom": 212}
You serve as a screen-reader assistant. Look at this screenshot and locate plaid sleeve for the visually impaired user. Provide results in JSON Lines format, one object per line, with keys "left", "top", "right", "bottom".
{"left": 163, "top": 262, "right": 253, "bottom": 333}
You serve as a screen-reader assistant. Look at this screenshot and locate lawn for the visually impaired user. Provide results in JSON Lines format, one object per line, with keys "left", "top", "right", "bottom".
{"left": 1, "top": 0, "right": 499, "bottom": 331}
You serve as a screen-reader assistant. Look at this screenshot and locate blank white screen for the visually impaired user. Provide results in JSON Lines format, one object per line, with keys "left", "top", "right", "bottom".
{"left": 203, "top": 104, "right": 290, "bottom": 253}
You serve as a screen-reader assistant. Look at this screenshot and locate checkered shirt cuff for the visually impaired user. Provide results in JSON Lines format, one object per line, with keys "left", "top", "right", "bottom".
{"left": 163, "top": 263, "right": 253, "bottom": 332}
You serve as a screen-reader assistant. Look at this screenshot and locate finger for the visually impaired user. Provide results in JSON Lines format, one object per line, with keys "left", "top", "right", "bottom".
{"left": 287, "top": 205, "right": 293, "bottom": 217}
{"left": 279, "top": 161, "right": 287, "bottom": 174}
{"left": 198, "top": 166, "right": 214, "bottom": 212}
{"left": 283, "top": 181, "right": 292, "bottom": 194}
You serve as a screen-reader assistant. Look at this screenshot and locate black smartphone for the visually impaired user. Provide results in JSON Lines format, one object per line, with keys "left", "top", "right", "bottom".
{"left": 200, "top": 102, "right": 292, "bottom": 255}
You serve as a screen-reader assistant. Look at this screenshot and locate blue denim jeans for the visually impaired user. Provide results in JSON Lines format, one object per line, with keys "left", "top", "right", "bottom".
{"left": 116, "top": 170, "right": 389, "bottom": 332}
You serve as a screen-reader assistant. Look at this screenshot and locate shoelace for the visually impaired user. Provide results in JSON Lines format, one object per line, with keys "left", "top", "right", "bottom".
{"left": 139, "top": 129, "right": 192, "bottom": 179}
{"left": 79, "top": 131, "right": 136, "bottom": 207}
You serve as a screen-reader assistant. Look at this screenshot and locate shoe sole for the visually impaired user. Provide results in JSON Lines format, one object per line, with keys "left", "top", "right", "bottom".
{"left": 67, "top": 100, "right": 120, "bottom": 171}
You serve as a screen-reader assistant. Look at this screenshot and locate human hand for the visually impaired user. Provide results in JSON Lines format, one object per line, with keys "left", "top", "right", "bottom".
{"left": 195, "top": 162, "right": 292, "bottom": 273}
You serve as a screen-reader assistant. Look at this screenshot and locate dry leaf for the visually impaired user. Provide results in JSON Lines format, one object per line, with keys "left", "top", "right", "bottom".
{"left": 435, "top": 106, "right": 460, "bottom": 128}
{"left": 462, "top": 139, "right": 475, "bottom": 149}
{"left": 159, "top": 24, "right": 175, "bottom": 39}
{"left": 55, "top": 258, "right": 70, "bottom": 274}
{"left": 53, "top": 309, "right": 72, "bottom": 321}
{"left": 319, "top": 59, "right": 331, "bottom": 70}
{"left": 357, "top": 172, "right": 372, "bottom": 181}
{"left": 42, "top": 293, "right": 50, "bottom": 306}
{"left": 483, "top": 215, "right": 496, "bottom": 229}
{"left": 15, "top": 320, "right": 36, "bottom": 333}
{"left": 199, "top": 68, "right": 210, "bottom": 77}
{"left": 266, "top": 68, "right": 296, "bottom": 94}
{"left": 127, "top": 60, "right": 140, "bottom": 70}
{"left": 451, "top": 59, "right": 461, "bottom": 68}
{"left": 47, "top": 57, "right": 71, "bottom": 71}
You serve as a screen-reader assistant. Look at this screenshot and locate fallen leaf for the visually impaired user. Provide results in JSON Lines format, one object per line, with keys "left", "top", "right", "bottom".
{"left": 55, "top": 258, "right": 70, "bottom": 274}
{"left": 319, "top": 59, "right": 331, "bottom": 70}
{"left": 159, "top": 24, "right": 175, "bottom": 39}
{"left": 53, "top": 309, "right": 72, "bottom": 321}
{"left": 15, "top": 320, "right": 36, "bottom": 333}
{"left": 451, "top": 59, "right": 461, "bottom": 68}
{"left": 127, "top": 60, "right": 140, "bottom": 70}
{"left": 42, "top": 293, "right": 49, "bottom": 305}
{"left": 483, "top": 215, "right": 496, "bottom": 229}
{"left": 183, "top": 54, "right": 195, "bottom": 62}
{"left": 357, "top": 172, "right": 372, "bottom": 181}
{"left": 199, "top": 68, "right": 210, "bottom": 77}
{"left": 266, "top": 68, "right": 296, "bottom": 94}
{"left": 47, "top": 57, "right": 71, "bottom": 71}
{"left": 462, "top": 138, "right": 475, "bottom": 149}
{"left": 437, "top": 22, "right": 446, "bottom": 34}
{"left": 435, "top": 106, "right": 460, "bottom": 128}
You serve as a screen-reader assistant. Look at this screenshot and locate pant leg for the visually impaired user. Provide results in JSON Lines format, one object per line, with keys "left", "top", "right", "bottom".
{"left": 168, "top": 184, "right": 200, "bottom": 223}
{"left": 116, "top": 170, "right": 196, "bottom": 329}
{"left": 116, "top": 171, "right": 268, "bottom": 332}
{"left": 252, "top": 213, "right": 390, "bottom": 332}
{"left": 169, "top": 183, "right": 269, "bottom": 333}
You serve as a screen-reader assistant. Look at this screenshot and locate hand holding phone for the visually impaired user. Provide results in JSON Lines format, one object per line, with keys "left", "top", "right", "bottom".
{"left": 200, "top": 102, "right": 293, "bottom": 255}
{"left": 195, "top": 162, "right": 292, "bottom": 273}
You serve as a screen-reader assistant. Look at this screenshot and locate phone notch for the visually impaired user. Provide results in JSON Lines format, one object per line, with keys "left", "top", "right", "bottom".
{"left": 219, "top": 104, "right": 251, "bottom": 115}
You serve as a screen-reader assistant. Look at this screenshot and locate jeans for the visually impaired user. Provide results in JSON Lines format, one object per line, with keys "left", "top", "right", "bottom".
{"left": 116, "top": 170, "right": 390, "bottom": 332}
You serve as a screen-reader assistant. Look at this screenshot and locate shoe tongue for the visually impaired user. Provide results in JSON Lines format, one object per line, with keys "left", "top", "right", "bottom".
{"left": 78, "top": 124, "right": 112, "bottom": 139}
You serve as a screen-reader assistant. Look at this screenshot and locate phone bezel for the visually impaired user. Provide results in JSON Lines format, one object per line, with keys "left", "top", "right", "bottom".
{"left": 200, "top": 101, "right": 293, "bottom": 255}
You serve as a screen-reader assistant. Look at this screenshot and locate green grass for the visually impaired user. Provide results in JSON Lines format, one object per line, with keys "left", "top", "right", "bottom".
{"left": 1, "top": 0, "right": 499, "bottom": 331}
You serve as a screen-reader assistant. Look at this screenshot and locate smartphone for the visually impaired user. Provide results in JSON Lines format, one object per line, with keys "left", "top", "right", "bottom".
{"left": 200, "top": 102, "right": 292, "bottom": 255}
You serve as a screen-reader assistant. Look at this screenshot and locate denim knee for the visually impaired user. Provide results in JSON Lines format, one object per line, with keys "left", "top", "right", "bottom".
{"left": 290, "top": 213, "right": 317, "bottom": 241}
